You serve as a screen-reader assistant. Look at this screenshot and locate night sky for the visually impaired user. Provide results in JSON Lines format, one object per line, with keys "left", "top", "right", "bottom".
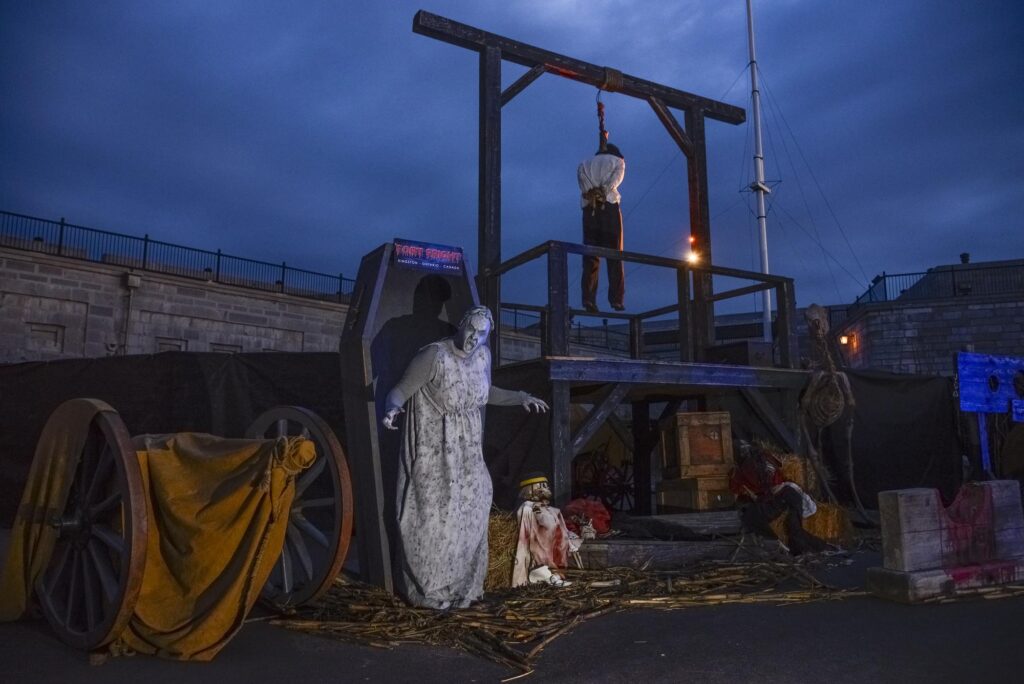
{"left": 2, "top": 1, "right": 1022, "bottom": 314}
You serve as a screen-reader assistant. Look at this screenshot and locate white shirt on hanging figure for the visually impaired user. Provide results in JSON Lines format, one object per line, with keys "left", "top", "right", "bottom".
{"left": 577, "top": 148, "right": 625, "bottom": 208}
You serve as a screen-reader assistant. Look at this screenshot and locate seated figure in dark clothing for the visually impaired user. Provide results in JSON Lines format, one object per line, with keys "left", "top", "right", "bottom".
{"left": 729, "top": 442, "right": 828, "bottom": 555}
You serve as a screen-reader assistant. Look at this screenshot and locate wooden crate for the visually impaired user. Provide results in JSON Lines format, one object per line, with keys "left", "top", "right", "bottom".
{"left": 656, "top": 477, "right": 735, "bottom": 512}
{"left": 663, "top": 463, "right": 732, "bottom": 480}
{"left": 659, "top": 411, "right": 734, "bottom": 479}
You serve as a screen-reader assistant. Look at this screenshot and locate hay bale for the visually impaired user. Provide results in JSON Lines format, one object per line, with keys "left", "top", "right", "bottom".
{"left": 485, "top": 508, "right": 519, "bottom": 591}
{"left": 780, "top": 454, "right": 816, "bottom": 493}
{"left": 769, "top": 501, "right": 853, "bottom": 546}
{"left": 804, "top": 503, "right": 853, "bottom": 545}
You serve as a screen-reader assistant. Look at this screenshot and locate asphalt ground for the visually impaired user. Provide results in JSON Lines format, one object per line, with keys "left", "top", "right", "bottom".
{"left": 3, "top": 544, "right": 1023, "bottom": 684}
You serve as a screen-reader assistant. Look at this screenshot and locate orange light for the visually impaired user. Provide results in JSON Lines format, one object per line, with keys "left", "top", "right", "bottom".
{"left": 688, "top": 235, "right": 696, "bottom": 244}
{"left": 686, "top": 251, "right": 700, "bottom": 265}
{"left": 839, "top": 335, "right": 850, "bottom": 345}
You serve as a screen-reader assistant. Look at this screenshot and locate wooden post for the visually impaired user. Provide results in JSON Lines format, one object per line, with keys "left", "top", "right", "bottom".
{"left": 550, "top": 381, "right": 572, "bottom": 505}
{"left": 677, "top": 266, "right": 692, "bottom": 362}
{"left": 775, "top": 279, "right": 799, "bottom": 368}
{"left": 629, "top": 317, "right": 644, "bottom": 360}
{"left": 479, "top": 44, "right": 502, "bottom": 364}
{"left": 547, "top": 242, "right": 569, "bottom": 356}
{"left": 632, "top": 400, "right": 654, "bottom": 515}
{"left": 684, "top": 108, "right": 714, "bottom": 360}
{"left": 539, "top": 309, "right": 550, "bottom": 357}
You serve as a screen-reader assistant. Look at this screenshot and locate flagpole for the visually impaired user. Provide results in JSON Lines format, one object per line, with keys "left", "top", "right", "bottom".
{"left": 746, "top": 0, "right": 773, "bottom": 342}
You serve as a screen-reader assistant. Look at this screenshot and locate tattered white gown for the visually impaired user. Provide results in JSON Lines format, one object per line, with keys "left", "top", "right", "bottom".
{"left": 395, "top": 340, "right": 492, "bottom": 609}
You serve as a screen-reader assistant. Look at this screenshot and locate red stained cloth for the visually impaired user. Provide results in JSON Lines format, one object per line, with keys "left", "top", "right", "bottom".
{"left": 729, "top": 456, "right": 784, "bottom": 501}
{"left": 563, "top": 497, "right": 612, "bottom": 535}
{"left": 512, "top": 502, "right": 572, "bottom": 587}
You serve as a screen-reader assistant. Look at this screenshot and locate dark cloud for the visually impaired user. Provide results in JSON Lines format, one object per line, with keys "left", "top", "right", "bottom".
{"left": 2, "top": 0, "right": 1021, "bottom": 313}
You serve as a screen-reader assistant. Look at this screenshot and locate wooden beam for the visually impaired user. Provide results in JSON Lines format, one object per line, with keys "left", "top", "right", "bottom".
{"left": 648, "top": 97, "right": 693, "bottom": 157}
{"left": 707, "top": 280, "right": 775, "bottom": 303}
{"left": 413, "top": 11, "right": 746, "bottom": 124}
{"left": 740, "top": 388, "right": 798, "bottom": 453}
{"left": 546, "top": 357, "right": 808, "bottom": 390}
{"left": 569, "top": 307, "right": 633, "bottom": 321}
{"left": 637, "top": 303, "right": 679, "bottom": 319}
{"left": 501, "top": 64, "right": 547, "bottom": 106}
{"left": 571, "top": 383, "right": 630, "bottom": 455}
{"left": 491, "top": 241, "right": 550, "bottom": 277}
{"left": 497, "top": 240, "right": 788, "bottom": 283}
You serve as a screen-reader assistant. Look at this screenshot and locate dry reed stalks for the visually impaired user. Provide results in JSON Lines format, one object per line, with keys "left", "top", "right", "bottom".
{"left": 271, "top": 549, "right": 863, "bottom": 676}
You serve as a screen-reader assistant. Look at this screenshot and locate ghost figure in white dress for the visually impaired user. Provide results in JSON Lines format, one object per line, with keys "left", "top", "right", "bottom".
{"left": 382, "top": 306, "right": 548, "bottom": 609}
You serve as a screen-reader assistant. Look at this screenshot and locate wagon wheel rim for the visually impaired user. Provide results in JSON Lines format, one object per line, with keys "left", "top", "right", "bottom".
{"left": 246, "top": 406, "right": 353, "bottom": 609}
{"left": 35, "top": 400, "right": 147, "bottom": 650}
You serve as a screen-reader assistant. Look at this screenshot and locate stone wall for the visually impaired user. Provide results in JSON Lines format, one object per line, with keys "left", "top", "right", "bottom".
{"left": 1, "top": 247, "right": 347, "bottom": 363}
{"left": 834, "top": 293, "right": 1024, "bottom": 376}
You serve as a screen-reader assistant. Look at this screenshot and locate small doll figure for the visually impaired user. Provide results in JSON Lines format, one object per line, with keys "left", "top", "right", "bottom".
{"left": 511, "top": 472, "right": 581, "bottom": 587}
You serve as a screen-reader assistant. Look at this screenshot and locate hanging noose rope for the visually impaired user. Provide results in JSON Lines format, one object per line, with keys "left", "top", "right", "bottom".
{"left": 596, "top": 67, "right": 622, "bottom": 153}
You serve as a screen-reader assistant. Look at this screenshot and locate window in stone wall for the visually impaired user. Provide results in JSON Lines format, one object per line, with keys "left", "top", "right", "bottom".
{"left": 156, "top": 337, "right": 187, "bottom": 352}
{"left": 26, "top": 322, "right": 64, "bottom": 352}
{"left": 210, "top": 342, "right": 242, "bottom": 354}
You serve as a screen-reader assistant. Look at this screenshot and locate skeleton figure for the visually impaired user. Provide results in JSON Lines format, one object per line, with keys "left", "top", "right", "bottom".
{"left": 799, "top": 304, "right": 869, "bottom": 520}
{"left": 512, "top": 473, "right": 581, "bottom": 588}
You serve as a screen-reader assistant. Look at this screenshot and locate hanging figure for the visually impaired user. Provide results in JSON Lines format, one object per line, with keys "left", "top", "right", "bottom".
{"left": 382, "top": 305, "right": 549, "bottom": 609}
{"left": 578, "top": 97, "right": 626, "bottom": 313}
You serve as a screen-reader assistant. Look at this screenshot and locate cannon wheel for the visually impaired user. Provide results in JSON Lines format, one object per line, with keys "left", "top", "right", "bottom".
{"left": 246, "top": 406, "right": 353, "bottom": 609}
{"left": 35, "top": 399, "right": 147, "bottom": 650}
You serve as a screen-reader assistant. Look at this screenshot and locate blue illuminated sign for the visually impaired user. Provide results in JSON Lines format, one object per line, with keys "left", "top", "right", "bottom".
{"left": 393, "top": 238, "right": 464, "bottom": 274}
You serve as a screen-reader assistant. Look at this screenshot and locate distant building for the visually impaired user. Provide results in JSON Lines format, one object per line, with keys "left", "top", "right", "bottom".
{"left": 830, "top": 257, "right": 1024, "bottom": 375}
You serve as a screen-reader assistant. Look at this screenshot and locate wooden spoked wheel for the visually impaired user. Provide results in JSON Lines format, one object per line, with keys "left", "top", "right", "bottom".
{"left": 246, "top": 406, "right": 353, "bottom": 609}
{"left": 36, "top": 400, "right": 147, "bottom": 650}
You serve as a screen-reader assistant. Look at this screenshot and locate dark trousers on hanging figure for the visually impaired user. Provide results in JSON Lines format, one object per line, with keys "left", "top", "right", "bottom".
{"left": 582, "top": 202, "right": 625, "bottom": 310}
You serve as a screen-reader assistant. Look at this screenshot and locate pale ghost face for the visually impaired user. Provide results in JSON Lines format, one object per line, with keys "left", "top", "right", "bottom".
{"left": 456, "top": 314, "right": 491, "bottom": 354}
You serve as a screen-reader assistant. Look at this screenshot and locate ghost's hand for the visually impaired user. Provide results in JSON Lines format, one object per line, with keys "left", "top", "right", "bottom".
{"left": 521, "top": 394, "right": 549, "bottom": 413}
{"left": 382, "top": 406, "right": 404, "bottom": 430}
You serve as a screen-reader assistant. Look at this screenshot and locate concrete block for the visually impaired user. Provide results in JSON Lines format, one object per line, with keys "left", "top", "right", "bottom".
{"left": 867, "top": 560, "right": 1024, "bottom": 603}
{"left": 878, "top": 482, "right": 1024, "bottom": 573}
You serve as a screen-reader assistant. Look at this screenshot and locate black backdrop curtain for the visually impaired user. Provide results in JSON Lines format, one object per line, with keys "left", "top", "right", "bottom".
{"left": 0, "top": 352, "right": 344, "bottom": 523}
{"left": 0, "top": 354, "right": 961, "bottom": 523}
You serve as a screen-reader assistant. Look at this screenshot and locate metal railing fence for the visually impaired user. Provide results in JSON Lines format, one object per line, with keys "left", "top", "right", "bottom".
{"left": 830, "top": 263, "right": 1024, "bottom": 327}
{"left": 0, "top": 210, "right": 355, "bottom": 302}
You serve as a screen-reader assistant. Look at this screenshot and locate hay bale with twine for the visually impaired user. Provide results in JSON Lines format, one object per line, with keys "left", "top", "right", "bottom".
{"left": 485, "top": 508, "right": 518, "bottom": 591}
